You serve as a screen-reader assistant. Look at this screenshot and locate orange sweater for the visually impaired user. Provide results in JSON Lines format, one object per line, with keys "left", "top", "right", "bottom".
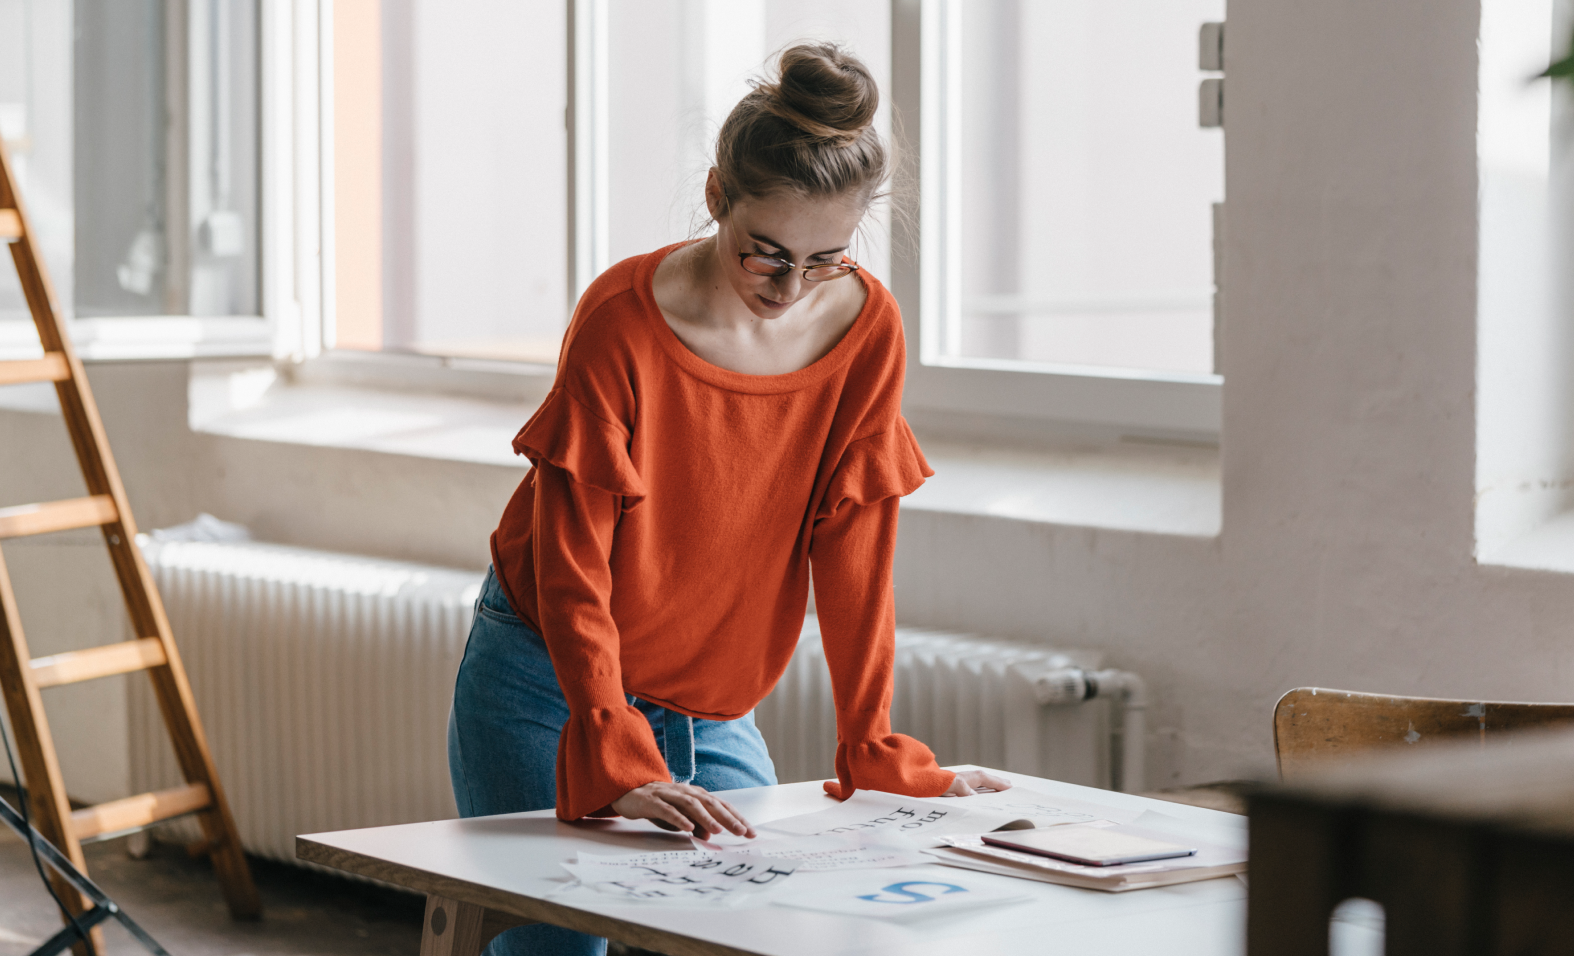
{"left": 491, "top": 242, "right": 954, "bottom": 821}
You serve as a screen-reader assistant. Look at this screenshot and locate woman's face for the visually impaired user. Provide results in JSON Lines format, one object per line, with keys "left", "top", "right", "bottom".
{"left": 707, "top": 176, "right": 865, "bottom": 321}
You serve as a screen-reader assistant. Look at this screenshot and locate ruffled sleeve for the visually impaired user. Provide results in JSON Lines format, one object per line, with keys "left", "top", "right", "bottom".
{"left": 530, "top": 460, "right": 670, "bottom": 821}
{"left": 811, "top": 422, "right": 953, "bottom": 802}
{"left": 513, "top": 387, "right": 648, "bottom": 506}
{"left": 817, "top": 416, "right": 934, "bottom": 518}
{"left": 553, "top": 689, "right": 672, "bottom": 822}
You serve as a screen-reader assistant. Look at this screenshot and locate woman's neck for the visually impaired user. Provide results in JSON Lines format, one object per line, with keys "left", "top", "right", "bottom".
{"left": 652, "top": 237, "right": 865, "bottom": 376}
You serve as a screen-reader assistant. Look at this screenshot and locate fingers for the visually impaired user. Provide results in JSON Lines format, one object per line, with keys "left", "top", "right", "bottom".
{"left": 702, "top": 796, "right": 756, "bottom": 838}
{"left": 669, "top": 792, "right": 728, "bottom": 840}
{"left": 644, "top": 798, "right": 698, "bottom": 834}
{"left": 978, "top": 770, "right": 1014, "bottom": 792}
{"left": 613, "top": 783, "right": 757, "bottom": 839}
{"left": 943, "top": 770, "right": 1014, "bottom": 796}
{"left": 663, "top": 786, "right": 755, "bottom": 839}
{"left": 957, "top": 770, "right": 1013, "bottom": 793}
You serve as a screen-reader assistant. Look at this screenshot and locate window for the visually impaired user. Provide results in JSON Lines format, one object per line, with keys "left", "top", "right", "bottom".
{"left": 327, "top": 0, "right": 568, "bottom": 364}
{"left": 0, "top": 0, "right": 269, "bottom": 360}
{"left": 2, "top": 0, "right": 1224, "bottom": 439}
{"left": 74, "top": 0, "right": 261, "bottom": 319}
{"left": 0, "top": 0, "right": 74, "bottom": 323}
{"left": 316, "top": 0, "right": 1220, "bottom": 434}
{"left": 603, "top": 0, "right": 893, "bottom": 277}
{"left": 891, "top": 0, "right": 1224, "bottom": 438}
{"left": 954, "top": 0, "right": 1222, "bottom": 374}
{"left": 325, "top": 0, "right": 893, "bottom": 368}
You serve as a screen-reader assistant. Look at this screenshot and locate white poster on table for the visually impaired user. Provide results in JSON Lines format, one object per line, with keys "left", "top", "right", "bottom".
{"left": 774, "top": 874, "right": 1030, "bottom": 919}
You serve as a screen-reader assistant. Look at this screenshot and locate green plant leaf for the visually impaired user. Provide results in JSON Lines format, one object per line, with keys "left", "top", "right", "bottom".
{"left": 1540, "top": 53, "right": 1574, "bottom": 79}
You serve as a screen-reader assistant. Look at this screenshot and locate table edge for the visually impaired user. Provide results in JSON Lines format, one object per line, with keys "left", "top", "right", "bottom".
{"left": 296, "top": 836, "right": 766, "bottom": 956}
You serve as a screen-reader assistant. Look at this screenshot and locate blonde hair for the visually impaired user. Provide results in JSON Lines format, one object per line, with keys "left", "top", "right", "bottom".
{"left": 713, "top": 43, "right": 889, "bottom": 207}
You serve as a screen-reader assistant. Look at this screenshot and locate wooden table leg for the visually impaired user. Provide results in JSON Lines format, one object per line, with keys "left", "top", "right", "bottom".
{"left": 420, "top": 894, "right": 535, "bottom": 956}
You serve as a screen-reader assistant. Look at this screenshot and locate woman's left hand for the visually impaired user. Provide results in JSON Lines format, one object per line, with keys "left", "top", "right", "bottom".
{"left": 942, "top": 769, "right": 1014, "bottom": 796}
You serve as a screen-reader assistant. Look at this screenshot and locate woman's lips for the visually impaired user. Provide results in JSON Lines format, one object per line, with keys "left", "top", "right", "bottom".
{"left": 756, "top": 294, "right": 790, "bottom": 310}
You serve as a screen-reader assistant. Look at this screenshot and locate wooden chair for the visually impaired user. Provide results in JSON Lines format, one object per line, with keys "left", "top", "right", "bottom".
{"left": 1273, "top": 687, "right": 1574, "bottom": 782}
{"left": 1250, "top": 725, "right": 1574, "bottom": 955}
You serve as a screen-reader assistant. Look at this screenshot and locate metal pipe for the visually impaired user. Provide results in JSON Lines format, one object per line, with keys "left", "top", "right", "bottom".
{"left": 1021, "top": 664, "right": 1147, "bottom": 793}
{"left": 1091, "top": 669, "right": 1148, "bottom": 793}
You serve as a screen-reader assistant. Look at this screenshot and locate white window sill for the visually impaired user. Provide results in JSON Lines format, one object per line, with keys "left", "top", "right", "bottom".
{"left": 905, "top": 360, "right": 1222, "bottom": 441}
{"left": 907, "top": 438, "right": 1221, "bottom": 538}
{"left": 0, "top": 316, "right": 273, "bottom": 361}
{"left": 186, "top": 359, "right": 1223, "bottom": 536}
{"left": 1479, "top": 511, "right": 1574, "bottom": 575}
{"left": 0, "top": 353, "right": 1226, "bottom": 539}
{"left": 189, "top": 360, "right": 538, "bottom": 468}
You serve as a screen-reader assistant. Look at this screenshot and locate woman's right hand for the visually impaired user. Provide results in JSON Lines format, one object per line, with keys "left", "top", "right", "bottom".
{"left": 610, "top": 781, "right": 757, "bottom": 841}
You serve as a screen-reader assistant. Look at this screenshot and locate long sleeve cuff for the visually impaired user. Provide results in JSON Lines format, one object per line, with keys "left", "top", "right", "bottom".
{"left": 554, "top": 697, "right": 672, "bottom": 821}
{"left": 822, "top": 729, "right": 956, "bottom": 801}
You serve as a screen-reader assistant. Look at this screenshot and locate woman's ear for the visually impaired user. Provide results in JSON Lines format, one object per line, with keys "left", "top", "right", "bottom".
{"left": 704, "top": 168, "right": 726, "bottom": 222}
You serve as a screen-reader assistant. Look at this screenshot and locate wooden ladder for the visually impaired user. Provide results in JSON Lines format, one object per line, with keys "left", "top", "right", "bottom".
{"left": 0, "top": 138, "right": 260, "bottom": 944}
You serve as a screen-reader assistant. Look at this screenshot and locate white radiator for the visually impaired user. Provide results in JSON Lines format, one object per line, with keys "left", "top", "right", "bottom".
{"left": 129, "top": 538, "right": 482, "bottom": 867}
{"left": 754, "top": 615, "right": 1147, "bottom": 792}
{"left": 129, "top": 538, "right": 1145, "bottom": 870}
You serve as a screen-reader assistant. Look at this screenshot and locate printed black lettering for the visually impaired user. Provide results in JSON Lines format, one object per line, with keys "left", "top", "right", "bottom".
{"left": 746, "top": 866, "right": 794, "bottom": 884}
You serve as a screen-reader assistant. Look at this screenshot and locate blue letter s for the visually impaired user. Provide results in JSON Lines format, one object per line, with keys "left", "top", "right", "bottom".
{"left": 857, "top": 881, "right": 969, "bottom": 905}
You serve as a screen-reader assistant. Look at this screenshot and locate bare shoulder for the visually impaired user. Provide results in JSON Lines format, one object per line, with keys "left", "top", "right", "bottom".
{"left": 833, "top": 267, "right": 871, "bottom": 322}
{"left": 815, "top": 266, "right": 870, "bottom": 338}
{"left": 652, "top": 239, "right": 706, "bottom": 324}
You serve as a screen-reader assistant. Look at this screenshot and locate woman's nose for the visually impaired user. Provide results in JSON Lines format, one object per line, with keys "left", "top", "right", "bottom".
{"left": 773, "top": 272, "right": 802, "bottom": 301}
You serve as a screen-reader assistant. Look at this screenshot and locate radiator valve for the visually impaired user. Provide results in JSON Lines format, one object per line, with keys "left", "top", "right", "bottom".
{"left": 1024, "top": 666, "right": 1095, "bottom": 705}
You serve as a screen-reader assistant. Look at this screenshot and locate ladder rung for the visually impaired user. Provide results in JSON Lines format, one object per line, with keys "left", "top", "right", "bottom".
{"left": 0, "top": 495, "right": 118, "bottom": 539}
{"left": 0, "top": 352, "right": 69, "bottom": 386}
{"left": 0, "top": 209, "right": 18, "bottom": 240}
{"left": 31, "top": 638, "right": 168, "bottom": 689}
{"left": 71, "top": 783, "right": 213, "bottom": 842}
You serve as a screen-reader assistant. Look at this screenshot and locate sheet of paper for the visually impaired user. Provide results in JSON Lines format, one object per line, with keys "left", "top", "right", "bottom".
{"left": 560, "top": 849, "right": 798, "bottom": 906}
{"left": 759, "top": 791, "right": 1012, "bottom": 846}
{"left": 708, "top": 832, "right": 933, "bottom": 872}
{"left": 917, "top": 787, "right": 1142, "bottom": 827}
{"left": 774, "top": 874, "right": 1030, "bottom": 920}
{"left": 1124, "top": 809, "right": 1248, "bottom": 853}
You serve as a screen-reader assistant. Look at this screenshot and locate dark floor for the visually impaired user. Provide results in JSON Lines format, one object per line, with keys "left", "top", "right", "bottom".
{"left": 0, "top": 825, "right": 425, "bottom": 956}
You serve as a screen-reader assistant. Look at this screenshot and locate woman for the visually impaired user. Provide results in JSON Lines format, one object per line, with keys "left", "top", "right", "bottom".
{"left": 449, "top": 42, "right": 1009, "bottom": 955}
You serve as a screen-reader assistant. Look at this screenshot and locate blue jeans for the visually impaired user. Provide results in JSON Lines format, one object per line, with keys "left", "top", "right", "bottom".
{"left": 448, "top": 567, "right": 777, "bottom": 956}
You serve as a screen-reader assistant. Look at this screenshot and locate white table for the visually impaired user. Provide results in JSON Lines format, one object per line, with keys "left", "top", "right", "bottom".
{"left": 298, "top": 767, "right": 1255, "bottom": 956}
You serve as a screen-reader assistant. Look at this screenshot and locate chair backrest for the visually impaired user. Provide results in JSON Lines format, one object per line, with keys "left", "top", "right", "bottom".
{"left": 1273, "top": 687, "right": 1574, "bottom": 782}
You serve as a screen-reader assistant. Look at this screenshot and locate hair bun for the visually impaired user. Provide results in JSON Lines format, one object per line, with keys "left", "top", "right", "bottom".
{"left": 762, "top": 43, "right": 879, "bottom": 147}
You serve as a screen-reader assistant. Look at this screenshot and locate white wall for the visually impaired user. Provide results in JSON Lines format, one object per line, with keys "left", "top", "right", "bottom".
{"left": 9, "top": 0, "right": 1574, "bottom": 803}
{"left": 900, "top": 0, "right": 1574, "bottom": 787}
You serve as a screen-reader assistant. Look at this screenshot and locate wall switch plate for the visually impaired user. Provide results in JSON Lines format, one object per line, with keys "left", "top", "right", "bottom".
{"left": 1199, "top": 21, "right": 1224, "bottom": 72}
{"left": 1199, "top": 78, "right": 1223, "bottom": 128}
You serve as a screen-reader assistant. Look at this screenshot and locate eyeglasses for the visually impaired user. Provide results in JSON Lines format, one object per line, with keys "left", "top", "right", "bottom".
{"left": 737, "top": 251, "right": 860, "bottom": 282}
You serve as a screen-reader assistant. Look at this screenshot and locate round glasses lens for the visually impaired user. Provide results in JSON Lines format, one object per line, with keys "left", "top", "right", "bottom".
{"left": 742, "top": 255, "right": 791, "bottom": 277}
{"left": 804, "top": 264, "right": 854, "bottom": 282}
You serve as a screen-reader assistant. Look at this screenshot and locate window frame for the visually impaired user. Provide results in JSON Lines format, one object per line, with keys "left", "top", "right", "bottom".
{"left": 888, "top": 0, "right": 1222, "bottom": 439}
{"left": 267, "top": 0, "right": 1220, "bottom": 441}
{"left": 1, "top": 0, "right": 294, "bottom": 364}
{"left": 311, "top": 0, "right": 582, "bottom": 365}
